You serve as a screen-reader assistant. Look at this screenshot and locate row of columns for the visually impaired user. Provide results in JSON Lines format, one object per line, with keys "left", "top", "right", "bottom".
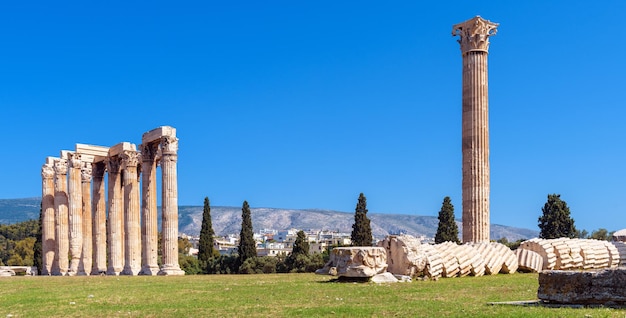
{"left": 40, "top": 126, "right": 184, "bottom": 276}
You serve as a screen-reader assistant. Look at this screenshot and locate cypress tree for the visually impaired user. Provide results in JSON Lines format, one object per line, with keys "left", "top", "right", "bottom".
{"left": 291, "top": 230, "right": 309, "bottom": 258}
{"left": 434, "top": 196, "right": 460, "bottom": 244}
{"left": 351, "top": 193, "right": 373, "bottom": 246}
{"left": 33, "top": 203, "right": 43, "bottom": 273}
{"left": 238, "top": 201, "right": 256, "bottom": 266}
{"left": 285, "top": 230, "right": 310, "bottom": 272}
{"left": 198, "top": 197, "right": 216, "bottom": 267}
{"left": 538, "top": 194, "right": 577, "bottom": 239}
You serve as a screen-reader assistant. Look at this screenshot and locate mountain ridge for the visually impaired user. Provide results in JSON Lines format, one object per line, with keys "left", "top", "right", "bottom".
{"left": 0, "top": 198, "right": 538, "bottom": 241}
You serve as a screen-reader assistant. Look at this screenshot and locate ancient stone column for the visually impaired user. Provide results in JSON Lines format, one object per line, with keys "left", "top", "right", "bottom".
{"left": 67, "top": 152, "right": 83, "bottom": 275}
{"left": 53, "top": 159, "right": 69, "bottom": 276}
{"left": 78, "top": 162, "right": 92, "bottom": 275}
{"left": 452, "top": 16, "right": 498, "bottom": 243}
{"left": 106, "top": 156, "right": 123, "bottom": 275}
{"left": 121, "top": 150, "right": 141, "bottom": 275}
{"left": 91, "top": 161, "right": 107, "bottom": 275}
{"left": 41, "top": 159, "right": 56, "bottom": 275}
{"left": 158, "top": 136, "right": 184, "bottom": 275}
{"left": 140, "top": 142, "right": 160, "bottom": 275}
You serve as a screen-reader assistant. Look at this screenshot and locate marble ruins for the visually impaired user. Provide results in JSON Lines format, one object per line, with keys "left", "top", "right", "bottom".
{"left": 316, "top": 247, "right": 388, "bottom": 278}
{"left": 40, "top": 126, "right": 184, "bottom": 276}
{"left": 453, "top": 16, "right": 498, "bottom": 243}
{"left": 316, "top": 235, "right": 518, "bottom": 282}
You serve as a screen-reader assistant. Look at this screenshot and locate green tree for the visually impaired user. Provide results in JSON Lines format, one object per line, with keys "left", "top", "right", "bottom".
{"left": 538, "top": 194, "right": 577, "bottom": 239}
{"left": 237, "top": 201, "right": 256, "bottom": 269}
{"left": 33, "top": 204, "right": 43, "bottom": 273}
{"left": 285, "top": 230, "right": 310, "bottom": 272}
{"left": 198, "top": 197, "right": 218, "bottom": 270}
{"left": 576, "top": 229, "right": 589, "bottom": 239}
{"left": 590, "top": 228, "right": 612, "bottom": 241}
{"left": 351, "top": 193, "right": 372, "bottom": 246}
{"left": 434, "top": 196, "right": 460, "bottom": 244}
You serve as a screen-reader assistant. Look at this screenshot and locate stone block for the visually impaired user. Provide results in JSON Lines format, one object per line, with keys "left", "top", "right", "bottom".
{"left": 538, "top": 269, "right": 626, "bottom": 305}
{"left": 377, "top": 235, "right": 427, "bottom": 277}
{"left": 316, "top": 247, "right": 387, "bottom": 278}
{"left": 108, "top": 142, "right": 136, "bottom": 157}
{"left": 75, "top": 144, "right": 109, "bottom": 162}
{"left": 142, "top": 126, "right": 176, "bottom": 144}
{"left": 371, "top": 272, "right": 399, "bottom": 283}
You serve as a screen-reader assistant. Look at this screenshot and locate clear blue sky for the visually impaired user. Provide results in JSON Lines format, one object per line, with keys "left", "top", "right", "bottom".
{"left": 1, "top": 1, "right": 624, "bottom": 233}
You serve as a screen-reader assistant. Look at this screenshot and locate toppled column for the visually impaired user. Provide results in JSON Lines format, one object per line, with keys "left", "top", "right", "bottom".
{"left": 53, "top": 158, "right": 69, "bottom": 276}
{"left": 316, "top": 247, "right": 387, "bottom": 277}
{"left": 41, "top": 158, "right": 56, "bottom": 275}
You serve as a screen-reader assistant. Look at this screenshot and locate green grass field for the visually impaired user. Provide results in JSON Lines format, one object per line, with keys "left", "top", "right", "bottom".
{"left": 1, "top": 273, "right": 625, "bottom": 317}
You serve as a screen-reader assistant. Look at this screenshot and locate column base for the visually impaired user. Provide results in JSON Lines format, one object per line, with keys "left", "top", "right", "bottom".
{"left": 91, "top": 269, "right": 107, "bottom": 276}
{"left": 139, "top": 265, "right": 160, "bottom": 276}
{"left": 121, "top": 266, "right": 141, "bottom": 276}
{"left": 158, "top": 265, "right": 185, "bottom": 276}
{"left": 106, "top": 267, "right": 122, "bottom": 276}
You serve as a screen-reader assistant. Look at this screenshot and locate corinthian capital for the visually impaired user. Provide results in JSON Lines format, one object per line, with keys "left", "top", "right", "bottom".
{"left": 452, "top": 16, "right": 498, "bottom": 55}
{"left": 121, "top": 150, "right": 140, "bottom": 168}
{"left": 161, "top": 136, "right": 178, "bottom": 155}
{"left": 53, "top": 159, "right": 68, "bottom": 175}
{"left": 140, "top": 142, "right": 159, "bottom": 162}
{"left": 106, "top": 156, "right": 121, "bottom": 174}
{"left": 42, "top": 164, "right": 55, "bottom": 179}
{"left": 81, "top": 162, "right": 93, "bottom": 182}
{"left": 68, "top": 152, "right": 82, "bottom": 169}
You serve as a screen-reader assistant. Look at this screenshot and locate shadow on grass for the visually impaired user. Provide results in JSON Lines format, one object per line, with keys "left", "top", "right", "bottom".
{"left": 318, "top": 276, "right": 371, "bottom": 284}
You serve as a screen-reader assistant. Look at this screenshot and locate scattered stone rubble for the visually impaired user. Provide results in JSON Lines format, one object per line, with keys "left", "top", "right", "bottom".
{"left": 316, "top": 235, "right": 626, "bottom": 285}
{"left": 317, "top": 235, "right": 518, "bottom": 281}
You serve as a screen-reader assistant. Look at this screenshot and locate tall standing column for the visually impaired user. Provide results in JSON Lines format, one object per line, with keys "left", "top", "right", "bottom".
{"left": 41, "top": 160, "right": 56, "bottom": 275}
{"left": 67, "top": 153, "right": 83, "bottom": 275}
{"left": 453, "top": 16, "right": 498, "bottom": 243}
{"left": 121, "top": 150, "right": 141, "bottom": 275}
{"left": 106, "top": 156, "right": 123, "bottom": 275}
{"left": 91, "top": 161, "right": 107, "bottom": 274}
{"left": 140, "top": 142, "right": 160, "bottom": 275}
{"left": 158, "top": 136, "right": 184, "bottom": 275}
{"left": 79, "top": 162, "right": 92, "bottom": 275}
{"left": 53, "top": 159, "right": 69, "bottom": 275}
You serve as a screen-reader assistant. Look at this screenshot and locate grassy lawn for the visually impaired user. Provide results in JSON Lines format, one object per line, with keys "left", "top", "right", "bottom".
{"left": 1, "top": 273, "right": 625, "bottom": 317}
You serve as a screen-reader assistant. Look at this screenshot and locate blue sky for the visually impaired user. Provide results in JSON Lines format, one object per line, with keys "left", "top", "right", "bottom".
{"left": 1, "top": 1, "right": 625, "bottom": 233}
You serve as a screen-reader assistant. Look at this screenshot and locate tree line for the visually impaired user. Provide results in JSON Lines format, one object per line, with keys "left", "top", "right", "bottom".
{"left": 187, "top": 193, "right": 373, "bottom": 275}
{"left": 1, "top": 192, "right": 616, "bottom": 273}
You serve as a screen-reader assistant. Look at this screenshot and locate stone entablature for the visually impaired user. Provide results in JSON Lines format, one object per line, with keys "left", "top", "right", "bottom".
{"left": 41, "top": 126, "right": 183, "bottom": 276}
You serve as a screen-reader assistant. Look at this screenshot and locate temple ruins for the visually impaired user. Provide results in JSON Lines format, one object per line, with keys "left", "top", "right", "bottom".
{"left": 40, "top": 126, "right": 184, "bottom": 276}
{"left": 453, "top": 16, "right": 499, "bottom": 243}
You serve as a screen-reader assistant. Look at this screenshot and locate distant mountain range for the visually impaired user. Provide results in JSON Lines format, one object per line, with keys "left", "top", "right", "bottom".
{"left": 0, "top": 198, "right": 538, "bottom": 241}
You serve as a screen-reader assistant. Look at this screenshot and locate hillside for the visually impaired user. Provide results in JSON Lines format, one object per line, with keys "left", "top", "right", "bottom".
{"left": 0, "top": 198, "right": 537, "bottom": 241}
